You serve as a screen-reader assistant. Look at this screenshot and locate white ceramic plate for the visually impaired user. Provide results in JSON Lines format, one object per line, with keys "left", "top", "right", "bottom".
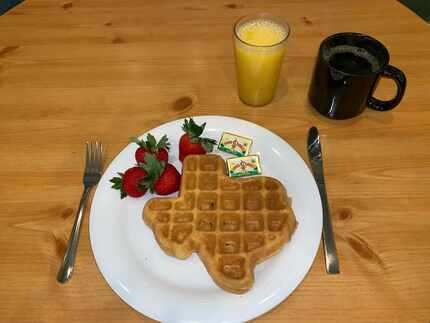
{"left": 90, "top": 116, "right": 322, "bottom": 323}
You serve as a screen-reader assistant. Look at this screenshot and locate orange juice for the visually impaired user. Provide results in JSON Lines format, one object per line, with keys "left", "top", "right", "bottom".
{"left": 234, "top": 15, "right": 290, "bottom": 106}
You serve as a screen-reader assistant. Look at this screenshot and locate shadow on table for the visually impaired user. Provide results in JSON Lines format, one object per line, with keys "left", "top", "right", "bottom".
{"left": 399, "top": 0, "right": 430, "bottom": 23}
{"left": 0, "top": 0, "right": 24, "bottom": 15}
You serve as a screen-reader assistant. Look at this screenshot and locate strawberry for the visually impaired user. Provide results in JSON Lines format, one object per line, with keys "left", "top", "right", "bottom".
{"left": 132, "top": 133, "right": 170, "bottom": 164}
{"left": 110, "top": 167, "right": 148, "bottom": 199}
{"left": 141, "top": 154, "right": 181, "bottom": 195}
{"left": 154, "top": 164, "right": 181, "bottom": 195}
{"left": 179, "top": 118, "right": 216, "bottom": 162}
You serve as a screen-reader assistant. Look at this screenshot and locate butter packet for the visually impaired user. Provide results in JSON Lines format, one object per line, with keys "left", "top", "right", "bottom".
{"left": 218, "top": 132, "right": 252, "bottom": 157}
{"left": 226, "top": 154, "right": 262, "bottom": 178}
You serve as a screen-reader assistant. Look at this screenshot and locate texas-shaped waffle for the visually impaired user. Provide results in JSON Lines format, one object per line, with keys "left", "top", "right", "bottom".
{"left": 143, "top": 154, "right": 297, "bottom": 294}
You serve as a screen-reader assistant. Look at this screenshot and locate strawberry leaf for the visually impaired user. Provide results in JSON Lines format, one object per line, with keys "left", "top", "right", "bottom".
{"left": 131, "top": 137, "right": 146, "bottom": 149}
{"left": 182, "top": 118, "right": 205, "bottom": 138}
{"left": 140, "top": 176, "right": 156, "bottom": 193}
{"left": 157, "top": 134, "right": 170, "bottom": 150}
{"left": 201, "top": 138, "right": 217, "bottom": 152}
{"left": 146, "top": 133, "right": 157, "bottom": 150}
{"left": 182, "top": 118, "right": 217, "bottom": 152}
{"left": 189, "top": 119, "right": 205, "bottom": 138}
{"left": 132, "top": 133, "right": 170, "bottom": 152}
{"left": 181, "top": 119, "right": 188, "bottom": 133}
{"left": 110, "top": 173, "right": 127, "bottom": 199}
{"left": 139, "top": 154, "right": 166, "bottom": 193}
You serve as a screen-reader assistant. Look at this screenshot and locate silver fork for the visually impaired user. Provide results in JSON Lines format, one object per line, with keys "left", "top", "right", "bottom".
{"left": 57, "top": 141, "right": 103, "bottom": 283}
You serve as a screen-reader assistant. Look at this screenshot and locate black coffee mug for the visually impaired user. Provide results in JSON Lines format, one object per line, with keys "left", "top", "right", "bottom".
{"left": 308, "top": 32, "right": 406, "bottom": 120}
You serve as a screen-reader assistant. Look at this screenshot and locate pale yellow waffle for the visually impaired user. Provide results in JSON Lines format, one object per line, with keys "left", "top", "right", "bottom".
{"left": 143, "top": 154, "right": 297, "bottom": 294}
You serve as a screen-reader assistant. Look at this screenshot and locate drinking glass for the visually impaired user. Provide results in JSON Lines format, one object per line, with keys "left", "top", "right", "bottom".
{"left": 234, "top": 13, "right": 290, "bottom": 106}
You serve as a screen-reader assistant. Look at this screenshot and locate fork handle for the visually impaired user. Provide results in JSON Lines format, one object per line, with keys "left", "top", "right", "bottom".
{"left": 57, "top": 187, "right": 91, "bottom": 283}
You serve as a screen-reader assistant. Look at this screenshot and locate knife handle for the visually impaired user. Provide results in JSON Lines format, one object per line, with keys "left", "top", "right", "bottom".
{"left": 316, "top": 181, "right": 340, "bottom": 274}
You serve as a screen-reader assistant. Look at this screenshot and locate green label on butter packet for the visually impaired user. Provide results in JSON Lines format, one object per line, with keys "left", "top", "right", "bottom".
{"left": 226, "top": 155, "right": 262, "bottom": 178}
{"left": 218, "top": 132, "right": 253, "bottom": 157}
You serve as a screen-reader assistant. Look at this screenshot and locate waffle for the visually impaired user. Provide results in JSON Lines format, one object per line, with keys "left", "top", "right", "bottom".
{"left": 143, "top": 154, "right": 297, "bottom": 294}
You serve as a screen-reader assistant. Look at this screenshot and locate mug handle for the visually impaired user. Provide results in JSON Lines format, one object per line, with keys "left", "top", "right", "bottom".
{"left": 367, "top": 65, "right": 407, "bottom": 111}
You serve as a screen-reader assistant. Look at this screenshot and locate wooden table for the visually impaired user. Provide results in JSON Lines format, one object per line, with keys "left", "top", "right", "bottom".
{"left": 1, "top": 0, "right": 429, "bottom": 322}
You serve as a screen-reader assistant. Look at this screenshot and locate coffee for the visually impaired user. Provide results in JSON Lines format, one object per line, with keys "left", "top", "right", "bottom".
{"left": 308, "top": 33, "right": 407, "bottom": 119}
{"left": 325, "top": 45, "right": 380, "bottom": 74}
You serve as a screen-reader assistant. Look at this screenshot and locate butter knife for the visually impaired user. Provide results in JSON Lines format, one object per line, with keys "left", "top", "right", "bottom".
{"left": 307, "top": 127, "right": 340, "bottom": 274}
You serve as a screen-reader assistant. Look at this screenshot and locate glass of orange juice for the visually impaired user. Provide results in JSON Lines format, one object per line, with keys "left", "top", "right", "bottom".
{"left": 234, "top": 13, "right": 290, "bottom": 106}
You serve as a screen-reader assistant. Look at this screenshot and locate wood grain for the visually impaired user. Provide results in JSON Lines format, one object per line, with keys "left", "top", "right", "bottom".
{"left": 0, "top": 0, "right": 429, "bottom": 322}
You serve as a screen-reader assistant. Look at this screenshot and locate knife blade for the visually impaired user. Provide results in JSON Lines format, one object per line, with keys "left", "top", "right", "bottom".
{"left": 307, "top": 126, "right": 340, "bottom": 274}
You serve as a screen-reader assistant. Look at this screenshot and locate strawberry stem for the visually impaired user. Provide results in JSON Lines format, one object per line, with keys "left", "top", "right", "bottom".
{"left": 182, "top": 118, "right": 217, "bottom": 151}
{"left": 139, "top": 154, "right": 166, "bottom": 193}
{"left": 131, "top": 133, "right": 170, "bottom": 152}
